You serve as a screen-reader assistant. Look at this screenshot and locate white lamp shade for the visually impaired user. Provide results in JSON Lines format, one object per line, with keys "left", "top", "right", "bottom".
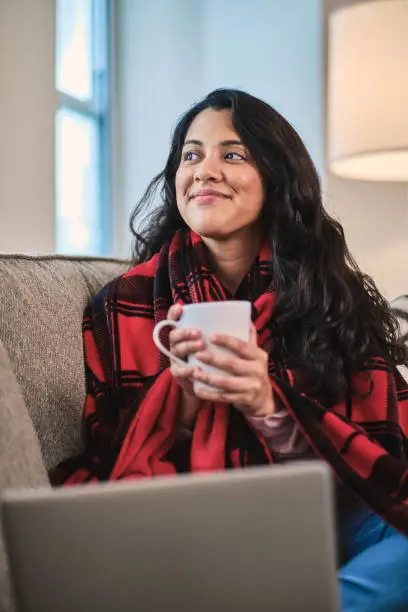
{"left": 328, "top": 0, "right": 408, "bottom": 181}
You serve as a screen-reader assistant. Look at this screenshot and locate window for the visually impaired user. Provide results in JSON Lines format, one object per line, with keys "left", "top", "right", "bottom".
{"left": 55, "top": 0, "right": 111, "bottom": 255}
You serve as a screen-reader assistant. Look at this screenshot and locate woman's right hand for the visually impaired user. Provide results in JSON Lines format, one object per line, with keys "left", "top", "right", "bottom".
{"left": 168, "top": 304, "right": 204, "bottom": 427}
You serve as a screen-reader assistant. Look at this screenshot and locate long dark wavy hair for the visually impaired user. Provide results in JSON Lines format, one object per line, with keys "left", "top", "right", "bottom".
{"left": 130, "top": 88, "right": 407, "bottom": 404}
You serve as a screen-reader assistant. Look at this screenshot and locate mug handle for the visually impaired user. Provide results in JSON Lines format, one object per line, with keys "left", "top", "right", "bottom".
{"left": 152, "top": 319, "right": 186, "bottom": 367}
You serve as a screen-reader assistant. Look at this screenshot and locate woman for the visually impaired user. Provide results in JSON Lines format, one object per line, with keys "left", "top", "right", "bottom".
{"left": 52, "top": 89, "right": 408, "bottom": 610}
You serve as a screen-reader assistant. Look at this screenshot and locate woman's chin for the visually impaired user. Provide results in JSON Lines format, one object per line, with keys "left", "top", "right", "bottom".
{"left": 190, "top": 225, "right": 229, "bottom": 241}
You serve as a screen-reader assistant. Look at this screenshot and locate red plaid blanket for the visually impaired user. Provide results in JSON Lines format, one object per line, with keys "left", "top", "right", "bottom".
{"left": 52, "top": 230, "right": 408, "bottom": 535}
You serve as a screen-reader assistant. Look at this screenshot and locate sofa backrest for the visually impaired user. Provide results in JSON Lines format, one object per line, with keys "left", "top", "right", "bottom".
{"left": 0, "top": 255, "right": 129, "bottom": 470}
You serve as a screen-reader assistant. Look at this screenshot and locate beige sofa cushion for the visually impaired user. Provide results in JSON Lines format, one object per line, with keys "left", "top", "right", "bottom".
{"left": 0, "top": 255, "right": 129, "bottom": 471}
{"left": 0, "top": 337, "right": 49, "bottom": 612}
{"left": 0, "top": 337, "right": 48, "bottom": 489}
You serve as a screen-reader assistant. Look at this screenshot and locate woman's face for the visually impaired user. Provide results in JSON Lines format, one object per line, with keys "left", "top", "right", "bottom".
{"left": 175, "top": 109, "right": 264, "bottom": 241}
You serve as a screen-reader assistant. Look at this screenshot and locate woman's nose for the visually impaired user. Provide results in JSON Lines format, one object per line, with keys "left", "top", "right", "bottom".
{"left": 194, "top": 155, "right": 223, "bottom": 182}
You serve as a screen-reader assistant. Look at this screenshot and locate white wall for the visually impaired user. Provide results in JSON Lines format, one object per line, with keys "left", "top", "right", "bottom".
{"left": 323, "top": 0, "right": 408, "bottom": 300}
{"left": 114, "top": 0, "right": 324, "bottom": 258}
{"left": 201, "top": 0, "right": 323, "bottom": 172}
{"left": 0, "top": 0, "right": 57, "bottom": 253}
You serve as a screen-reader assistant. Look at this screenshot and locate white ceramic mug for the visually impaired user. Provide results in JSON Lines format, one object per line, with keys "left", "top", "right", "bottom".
{"left": 152, "top": 301, "right": 251, "bottom": 392}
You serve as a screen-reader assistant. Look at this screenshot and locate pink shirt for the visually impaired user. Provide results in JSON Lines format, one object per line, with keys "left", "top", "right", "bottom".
{"left": 180, "top": 408, "right": 311, "bottom": 461}
{"left": 245, "top": 410, "right": 311, "bottom": 461}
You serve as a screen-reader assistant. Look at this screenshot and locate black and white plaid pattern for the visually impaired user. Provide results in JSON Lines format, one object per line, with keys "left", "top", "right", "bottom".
{"left": 392, "top": 294, "right": 408, "bottom": 381}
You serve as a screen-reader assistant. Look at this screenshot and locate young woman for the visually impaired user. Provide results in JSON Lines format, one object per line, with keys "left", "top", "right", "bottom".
{"left": 52, "top": 89, "right": 408, "bottom": 611}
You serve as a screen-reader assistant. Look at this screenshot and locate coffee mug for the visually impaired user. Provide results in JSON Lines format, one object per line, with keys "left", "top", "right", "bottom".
{"left": 152, "top": 301, "right": 251, "bottom": 392}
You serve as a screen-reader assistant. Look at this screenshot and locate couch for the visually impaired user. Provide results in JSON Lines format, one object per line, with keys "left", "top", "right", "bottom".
{"left": 0, "top": 254, "right": 129, "bottom": 611}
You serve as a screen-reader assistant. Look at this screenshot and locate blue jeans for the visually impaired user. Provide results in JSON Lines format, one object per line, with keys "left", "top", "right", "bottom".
{"left": 338, "top": 508, "right": 408, "bottom": 611}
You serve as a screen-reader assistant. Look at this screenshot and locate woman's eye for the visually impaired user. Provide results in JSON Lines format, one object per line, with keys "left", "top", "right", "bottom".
{"left": 183, "top": 151, "right": 199, "bottom": 161}
{"left": 225, "top": 151, "right": 245, "bottom": 161}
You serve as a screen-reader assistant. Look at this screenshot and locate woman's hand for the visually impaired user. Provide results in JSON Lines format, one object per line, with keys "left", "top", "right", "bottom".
{"left": 167, "top": 304, "right": 203, "bottom": 427}
{"left": 191, "top": 324, "right": 275, "bottom": 418}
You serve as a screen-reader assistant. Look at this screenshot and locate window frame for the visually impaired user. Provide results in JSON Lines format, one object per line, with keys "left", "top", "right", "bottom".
{"left": 55, "top": 0, "right": 112, "bottom": 256}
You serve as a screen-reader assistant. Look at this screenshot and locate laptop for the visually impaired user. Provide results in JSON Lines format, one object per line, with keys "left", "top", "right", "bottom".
{"left": 1, "top": 461, "right": 339, "bottom": 612}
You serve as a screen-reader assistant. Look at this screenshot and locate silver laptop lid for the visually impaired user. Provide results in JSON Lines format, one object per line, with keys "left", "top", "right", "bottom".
{"left": 1, "top": 461, "right": 339, "bottom": 612}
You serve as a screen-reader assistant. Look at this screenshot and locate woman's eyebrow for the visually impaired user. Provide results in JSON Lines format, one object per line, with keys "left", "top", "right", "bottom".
{"left": 183, "top": 139, "right": 245, "bottom": 147}
{"left": 183, "top": 139, "right": 202, "bottom": 147}
{"left": 219, "top": 139, "right": 245, "bottom": 147}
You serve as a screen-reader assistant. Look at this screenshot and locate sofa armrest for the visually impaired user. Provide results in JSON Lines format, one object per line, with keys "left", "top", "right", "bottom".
{"left": 0, "top": 338, "right": 49, "bottom": 612}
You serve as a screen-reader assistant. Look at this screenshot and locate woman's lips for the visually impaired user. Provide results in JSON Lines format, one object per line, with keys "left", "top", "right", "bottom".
{"left": 189, "top": 190, "right": 232, "bottom": 204}
{"left": 193, "top": 194, "right": 228, "bottom": 204}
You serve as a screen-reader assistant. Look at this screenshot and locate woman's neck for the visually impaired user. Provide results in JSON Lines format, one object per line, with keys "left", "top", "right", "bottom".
{"left": 203, "top": 229, "right": 264, "bottom": 295}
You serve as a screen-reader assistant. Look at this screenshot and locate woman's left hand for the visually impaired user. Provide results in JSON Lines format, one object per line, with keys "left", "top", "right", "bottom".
{"left": 192, "top": 324, "right": 275, "bottom": 418}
